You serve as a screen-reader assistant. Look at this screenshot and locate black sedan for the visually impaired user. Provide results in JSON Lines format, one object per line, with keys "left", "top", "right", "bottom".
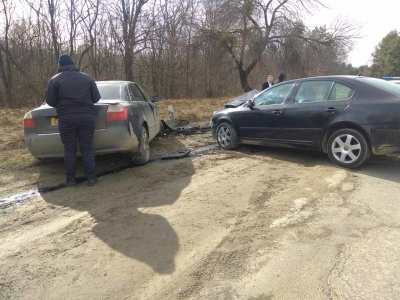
{"left": 24, "top": 80, "right": 161, "bottom": 165}
{"left": 211, "top": 75, "right": 400, "bottom": 168}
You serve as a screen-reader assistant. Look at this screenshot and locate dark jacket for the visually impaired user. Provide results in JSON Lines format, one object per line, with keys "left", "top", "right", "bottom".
{"left": 46, "top": 64, "right": 101, "bottom": 116}
{"left": 262, "top": 81, "right": 274, "bottom": 90}
{"left": 277, "top": 73, "right": 286, "bottom": 83}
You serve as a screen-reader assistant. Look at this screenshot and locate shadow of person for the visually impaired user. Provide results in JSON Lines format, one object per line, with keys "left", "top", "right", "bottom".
{"left": 91, "top": 209, "right": 178, "bottom": 274}
{"left": 38, "top": 136, "right": 194, "bottom": 275}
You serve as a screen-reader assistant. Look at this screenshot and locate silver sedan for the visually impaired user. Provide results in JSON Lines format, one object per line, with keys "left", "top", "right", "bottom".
{"left": 23, "top": 80, "right": 162, "bottom": 165}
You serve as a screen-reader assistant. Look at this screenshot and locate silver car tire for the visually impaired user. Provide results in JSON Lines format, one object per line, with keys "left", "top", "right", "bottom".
{"left": 327, "top": 128, "right": 371, "bottom": 168}
{"left": 132, "top": 126, "right": 150, "bottom": 165}
{"left": 216, "top": 122, "right": 238, "bottom": 150}
{"left": 157, "top": 120, "right": 165, "bottom": 137}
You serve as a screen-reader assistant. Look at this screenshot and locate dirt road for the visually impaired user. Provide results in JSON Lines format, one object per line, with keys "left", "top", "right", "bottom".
{"left": 1, "top": 132, "right": 400, "bottom": 299}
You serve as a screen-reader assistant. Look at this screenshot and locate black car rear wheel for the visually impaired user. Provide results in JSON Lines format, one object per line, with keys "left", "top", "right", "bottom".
{"left": 216, "top": 122, "right": 238, "bottom": 150}
{"left": 132, "top": 126, "right": 150, "bottom": 165}
{"left": 327, "top": 128, "right": 371, "bottom": 168}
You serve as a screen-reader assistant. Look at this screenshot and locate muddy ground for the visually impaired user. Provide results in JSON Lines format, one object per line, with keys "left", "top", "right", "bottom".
{"left": 1, "top": 131, "right": 400, "bottom": 300}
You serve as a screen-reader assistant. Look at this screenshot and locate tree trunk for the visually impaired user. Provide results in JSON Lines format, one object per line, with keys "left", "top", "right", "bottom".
{"left": 236, "top": 58, "right": 258, "bottom": 92}
{"left": 124, "top": 53, "right": 134, "bottom": 81}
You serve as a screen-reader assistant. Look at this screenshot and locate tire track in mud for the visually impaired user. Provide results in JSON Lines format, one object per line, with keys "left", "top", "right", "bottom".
{"left": 160, "top": 161, "right": 360, "bottom": 300}
{"left": 1, "top": 133, "right": 369, "bottom": 300}
{"left": 133, "top": 152, "right": 297, "bottom": 299}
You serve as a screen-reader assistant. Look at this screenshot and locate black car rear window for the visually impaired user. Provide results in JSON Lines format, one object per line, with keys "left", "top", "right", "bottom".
{"left": 358, "top": 77, "right": 400, "bottom": 96}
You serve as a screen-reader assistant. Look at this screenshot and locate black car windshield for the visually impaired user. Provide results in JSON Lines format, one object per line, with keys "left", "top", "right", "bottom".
{"left": 253, "top": 82, "right": 295, "bottom": 106}
{"left": 358, "top": 77, "right": 400, "bottom": 96}
{"left": 96, "top": 84, "right": 121, "bottom": 100}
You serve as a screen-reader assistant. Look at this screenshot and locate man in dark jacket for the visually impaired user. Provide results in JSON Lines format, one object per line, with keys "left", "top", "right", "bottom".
{"left": 46, "top": 54, "right": 101, "bottom": 187}
{"left": 262, "top": 74, "right": 274, "bottom": 90}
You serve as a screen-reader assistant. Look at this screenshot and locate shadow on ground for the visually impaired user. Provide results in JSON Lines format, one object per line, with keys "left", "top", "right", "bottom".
{"left": 240, "top": 144, "right": 400, "bottom": 182}
{"left": 38, "top": 136, "right": 194, "bottom": 274}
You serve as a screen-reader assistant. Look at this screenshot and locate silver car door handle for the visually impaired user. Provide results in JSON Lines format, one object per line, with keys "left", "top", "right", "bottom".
{"left": 272, "top": 110, "right": 282, "bottom": 115}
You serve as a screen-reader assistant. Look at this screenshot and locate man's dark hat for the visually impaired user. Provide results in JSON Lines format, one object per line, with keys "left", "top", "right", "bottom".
{"left": 58, "top": 54, "right": 75, "bottom": 67}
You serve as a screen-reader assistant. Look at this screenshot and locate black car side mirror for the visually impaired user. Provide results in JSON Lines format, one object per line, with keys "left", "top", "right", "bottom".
{"left": 245, "top": 99, "right": 254, "bottom": 108}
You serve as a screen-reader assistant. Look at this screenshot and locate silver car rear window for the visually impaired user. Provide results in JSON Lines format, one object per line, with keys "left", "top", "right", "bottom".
{"left": 97, "top": 84, "right": 121, "bottom": 100}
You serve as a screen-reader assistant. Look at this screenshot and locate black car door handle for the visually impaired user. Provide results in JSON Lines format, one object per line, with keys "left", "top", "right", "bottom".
{"left": 272, "top": 110, "right": 282, "bottom": 115}
{"left": 326, "top": 107, "right": 337, "bottom": 113}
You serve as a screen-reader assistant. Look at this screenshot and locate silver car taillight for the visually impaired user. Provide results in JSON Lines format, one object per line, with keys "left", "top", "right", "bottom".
{"left": 106, "top": 105, "right": 127, "bottom": 122}
{"left": 23, "top": 111, "right": 35, "bottom": 128}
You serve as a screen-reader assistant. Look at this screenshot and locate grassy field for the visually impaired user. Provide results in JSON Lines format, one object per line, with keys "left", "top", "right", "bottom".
{"left": 0, "top": 108, "right": 29, "bottom": 152}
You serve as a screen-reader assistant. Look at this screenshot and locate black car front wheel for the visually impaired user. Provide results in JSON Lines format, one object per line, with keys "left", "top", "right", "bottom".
{"left": 216, "top": 122, "right": 238, "bottom": 150}
{"left": 327, "top": 128, "right": 371, "bottom": 168}
{"left": 132, "top": 126, "right": 150, "bottom": 165}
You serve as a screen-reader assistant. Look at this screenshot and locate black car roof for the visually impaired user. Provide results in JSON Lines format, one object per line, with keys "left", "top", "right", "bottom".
{"left": 284, "top": 75, "right": 362, "bottom": 82}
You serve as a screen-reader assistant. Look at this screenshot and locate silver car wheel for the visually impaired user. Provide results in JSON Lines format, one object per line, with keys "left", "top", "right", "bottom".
{"left": 330, "top": 133, "right": 361, "bottom": 163}
{"left": 142, "top": 129, "right": 150, "bottom": 158}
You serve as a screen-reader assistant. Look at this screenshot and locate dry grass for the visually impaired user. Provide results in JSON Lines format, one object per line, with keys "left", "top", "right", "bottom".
{"left": 0, "top": 108, "right": 35, "bottom": 184}
{"left": 0, "top": 108, "right": 28, "bottom": 151}
{"left": 157, "top": 97, "right": 230, "bottom": 126}
{"left": 0, "top": 97, "right": 231, "bottom": 152}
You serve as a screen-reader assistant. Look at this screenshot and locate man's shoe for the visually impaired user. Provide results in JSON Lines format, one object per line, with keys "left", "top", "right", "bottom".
{"left": 87, "top": 176, "right": 98, "bottom": 186}
{"left": 65, "top": 179, "right": 77, "bottom": 187}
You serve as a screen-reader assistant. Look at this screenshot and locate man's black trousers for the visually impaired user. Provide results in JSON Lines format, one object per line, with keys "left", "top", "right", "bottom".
{"left": 58, "top": 113, "right": 96, "bottom": 180}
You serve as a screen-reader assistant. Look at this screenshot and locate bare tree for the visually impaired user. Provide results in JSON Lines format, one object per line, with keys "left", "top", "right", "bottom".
{"left": 0, "top": 0, "right": 15, "bottom": 107}
{"left": 24, "top": 0, "right": 63, "bottom": 65}
{"left": 109, "top": 0, "right": 149, "bottom": 81}
{"left": 0, "top": 0, "right": 362, "bottom": 106}
{"left": 71, "top": 0, "right": 101, "bottom": 72}
{"left": 201, "top": 0, "right": 359, "bottom": 92}
{"left": 158, "top": 0, "right": 193, "bottom": 98}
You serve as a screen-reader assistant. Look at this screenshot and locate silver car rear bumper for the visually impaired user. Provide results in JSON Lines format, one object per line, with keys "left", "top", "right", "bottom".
{"left": 25, "top": 126, "right": 139, "bottom": 158}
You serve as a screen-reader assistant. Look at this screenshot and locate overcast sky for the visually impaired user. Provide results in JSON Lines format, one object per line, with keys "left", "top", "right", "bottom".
{"left": 305, "top": 0, "right": 400, "bottom": 67}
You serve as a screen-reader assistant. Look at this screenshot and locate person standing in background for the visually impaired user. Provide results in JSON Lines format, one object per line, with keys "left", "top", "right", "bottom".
{"left": 46, "top": 54, "right": 101, "bottom": 187}
{"left": 277, "top": 72, "right": 286, "bottom": 83}
{"left": 262, "top": 74, "right": 274, "bottom": 90}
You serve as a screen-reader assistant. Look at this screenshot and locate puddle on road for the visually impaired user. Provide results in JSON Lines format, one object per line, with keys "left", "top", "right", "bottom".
{"left": 0, "top": 189, "right": 40, "bottom": 207}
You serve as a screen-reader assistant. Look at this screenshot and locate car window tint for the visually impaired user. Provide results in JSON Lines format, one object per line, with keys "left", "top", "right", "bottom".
{"left": 129, "top": 84, "right": 146, "bottom": 102}
{"left": 294, "top": 81, "right": 333, "bottom": 103}
{"left": 96, "top": 84, "right": 121, "bottom": 100}
{"left": 253, "top": 82, "right": 295, "bottom": 106}
{"left": 328, "top": 82, "right": 354, "bottom": 101}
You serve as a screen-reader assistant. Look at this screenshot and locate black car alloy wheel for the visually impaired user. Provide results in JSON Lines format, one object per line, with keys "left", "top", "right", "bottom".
{"left": 327, "top": 128, "right": 371, "bottom": 168}
{"left": 216, "top": 122, "right": 238, "bottom": 150}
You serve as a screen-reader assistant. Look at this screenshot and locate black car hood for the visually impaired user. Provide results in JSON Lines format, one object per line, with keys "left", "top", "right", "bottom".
{"left": 224, "top": 89, "right": 260, "bottom": 108}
